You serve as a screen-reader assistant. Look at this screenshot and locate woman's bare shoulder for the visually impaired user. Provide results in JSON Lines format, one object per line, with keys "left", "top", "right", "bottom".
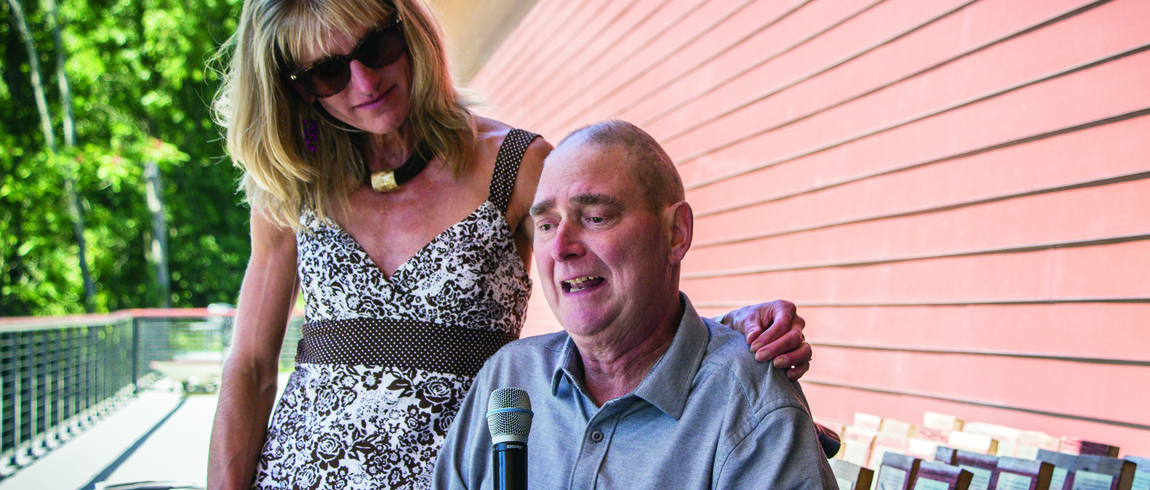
{"left": 474, "top": 116, "right": 549, "bottom": 152}
{"left": 471, "top": 117, "right": 551, "bottom": 171}
{"left": 475, "top": 117, "right": 511, "bottom": 142}
{"left": 464, "top": 117, "right": 505, "bottom": 173}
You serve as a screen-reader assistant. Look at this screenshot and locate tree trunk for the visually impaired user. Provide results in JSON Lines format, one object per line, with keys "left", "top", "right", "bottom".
{"left": 145, "top": 162, "right": 171, "bottom": 308}
{"left": 7, "top": 0, "right": 54, "bottom": 150}
{"left": 8, "top": 0, "right": 95, "bottom": 312}
{"left": 47, "top": 0, "right": 95, "bottom": 312}
{"left": 47, "top": 0, "right": 74, "bottom": 147}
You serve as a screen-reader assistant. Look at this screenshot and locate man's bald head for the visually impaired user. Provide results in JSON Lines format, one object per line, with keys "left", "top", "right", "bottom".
{"left": 553, "top": 120, "right": 685, "bottom": 211}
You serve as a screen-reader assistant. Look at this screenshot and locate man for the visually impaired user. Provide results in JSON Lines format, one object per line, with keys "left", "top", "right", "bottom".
{"left": 432, "top": 121, "right": 835, "bottom": 489}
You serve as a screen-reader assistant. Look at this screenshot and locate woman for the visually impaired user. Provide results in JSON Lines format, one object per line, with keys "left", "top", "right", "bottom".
{"left": 207, "top": 1, "right": 812, "bottom": 489}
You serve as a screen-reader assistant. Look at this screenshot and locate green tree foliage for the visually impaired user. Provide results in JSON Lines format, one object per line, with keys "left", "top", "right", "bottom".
{"left": 1, "top": 0, "right": 248, "bottom": 315}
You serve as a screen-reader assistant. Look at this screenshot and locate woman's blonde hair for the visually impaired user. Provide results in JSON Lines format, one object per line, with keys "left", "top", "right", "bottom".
{"left": 213, "top": 0, "right": 476, "bottom": 228}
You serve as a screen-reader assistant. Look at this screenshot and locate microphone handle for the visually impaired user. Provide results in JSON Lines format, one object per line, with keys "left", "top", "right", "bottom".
{"left": 492, "top": 441, "right": 527, "bottom": 490}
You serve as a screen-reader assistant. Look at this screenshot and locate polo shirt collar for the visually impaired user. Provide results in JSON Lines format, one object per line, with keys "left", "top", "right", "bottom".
{"left": 549, "top": 293, "right": 711, "bottom": 421}
{"left": 551, "top": 336, "right": 582, "bottom": 397}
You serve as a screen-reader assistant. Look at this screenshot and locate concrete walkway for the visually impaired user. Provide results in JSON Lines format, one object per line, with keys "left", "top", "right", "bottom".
{"left": 0, "top": 374, "right": 290, "bottom": 490}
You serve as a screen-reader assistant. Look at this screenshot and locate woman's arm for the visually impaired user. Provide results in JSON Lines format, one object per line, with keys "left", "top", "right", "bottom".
{"left": 507, "top": 135, "right": 552, "bottom": 268}
{"left": 207, "top": 208, "right": 299, "bottom": 490}
{"left": 720, "top": 300, "right": 813, "bottom": 380}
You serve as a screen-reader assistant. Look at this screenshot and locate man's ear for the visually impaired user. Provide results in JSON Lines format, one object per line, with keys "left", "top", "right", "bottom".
{"left": 666, "top": 201, "right": 693, "bottom": 265}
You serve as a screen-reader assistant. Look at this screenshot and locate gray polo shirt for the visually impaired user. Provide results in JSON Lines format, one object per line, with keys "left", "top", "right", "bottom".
{"left": 432, "top": 293, "right": 836, "bottom": 489}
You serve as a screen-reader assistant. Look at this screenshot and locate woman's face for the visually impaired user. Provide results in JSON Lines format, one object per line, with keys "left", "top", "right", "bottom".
{"left": 297, "top": 24, "right": 413, "bottom": 136}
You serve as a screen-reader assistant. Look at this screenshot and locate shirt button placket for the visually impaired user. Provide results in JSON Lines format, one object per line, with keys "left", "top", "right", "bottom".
{"left": 572, "top": 426, "right": 608, "bottom": 489}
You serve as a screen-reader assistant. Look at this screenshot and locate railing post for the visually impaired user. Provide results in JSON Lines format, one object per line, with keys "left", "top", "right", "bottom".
{"left": 98, "top": 327, "right": 107, "bottom": 415}
{"left": 70, "top": 326, "right": 81, "bottom": 432}
{"left": 13, "top": 333, "right": 20, "bottom": 466}
{"left": 64, "top": 327, "right": 77, "bottom": 435}
{"left": 51, "top": 328, "right": 63, "bottom": 445}
{"left": 11, "top": 333, "right": 23, "bottom": 466}
{"left": 43, "top": 330, "right": 52, "bottom": 448}
{"left": 81, "top": 327, "right": 91, "bottom": 426}
{"left": 132, "top": 317, "right": 140, "bottom": 396}
{"left": 90, "top": 326, "right": 99, "bottom": 420}
{"left": 0, "top": 331, "right": 7, "bottom": 464}
{"left": 31, "top": 330, "right": 43, "bottom": 455}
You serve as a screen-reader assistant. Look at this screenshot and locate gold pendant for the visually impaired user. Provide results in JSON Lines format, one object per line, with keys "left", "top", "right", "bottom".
{"left": 370, "top": 169, "right": 399, "bottom": 193}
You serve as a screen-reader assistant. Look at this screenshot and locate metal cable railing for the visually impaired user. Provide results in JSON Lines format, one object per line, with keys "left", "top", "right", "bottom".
{"left": 0, "top": 317, "right": 135, "bottom": 469}
{"left": 0, "top": 308, "right": 304, "bottom": 474}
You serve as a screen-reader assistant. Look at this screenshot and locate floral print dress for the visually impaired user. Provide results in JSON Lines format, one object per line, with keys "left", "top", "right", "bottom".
{"left": 251, "top": 130, "right": 537, "bottom": 490}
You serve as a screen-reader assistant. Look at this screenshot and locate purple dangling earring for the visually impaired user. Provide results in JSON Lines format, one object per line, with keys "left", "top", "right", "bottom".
{"left": 303, "top": 118, "right": 319, "bottom": 152}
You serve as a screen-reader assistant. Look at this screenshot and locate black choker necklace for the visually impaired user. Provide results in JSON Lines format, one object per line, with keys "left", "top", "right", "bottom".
{"left": 367, "top": 139, "right": 433, "bottom": 193}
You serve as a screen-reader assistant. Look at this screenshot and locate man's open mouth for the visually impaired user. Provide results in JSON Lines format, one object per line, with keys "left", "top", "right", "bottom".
{"left": 563, "top": 275, "right": 605, "bottom": 293}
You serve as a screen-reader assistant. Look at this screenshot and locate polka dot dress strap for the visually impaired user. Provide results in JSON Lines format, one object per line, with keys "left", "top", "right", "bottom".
{"left": 488, "top": 128, "right": 540, "bottom": 214}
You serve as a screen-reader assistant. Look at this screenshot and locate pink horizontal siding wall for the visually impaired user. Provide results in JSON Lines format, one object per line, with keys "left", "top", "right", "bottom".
{"left": 467, "top": 0, "right": 1150, "bottom": 456}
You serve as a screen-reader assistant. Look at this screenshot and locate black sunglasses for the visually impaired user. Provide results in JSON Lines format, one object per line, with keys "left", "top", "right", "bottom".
{"left": 289, "top": 20, "right": 406, "bottom": 98}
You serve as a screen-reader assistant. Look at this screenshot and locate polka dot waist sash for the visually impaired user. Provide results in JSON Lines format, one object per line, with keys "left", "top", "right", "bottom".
{"left": 295, "top": 318, "right": 519, "bottom": 378}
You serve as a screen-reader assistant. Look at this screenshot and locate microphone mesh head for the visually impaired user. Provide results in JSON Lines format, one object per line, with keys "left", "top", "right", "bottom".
{"left": 486, "top": 387, "right": 533, "bottom": 443}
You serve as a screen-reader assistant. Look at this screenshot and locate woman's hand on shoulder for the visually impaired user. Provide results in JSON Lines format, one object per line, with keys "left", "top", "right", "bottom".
{"left": 721, "top": 300, "right": 812, "bottom": 380}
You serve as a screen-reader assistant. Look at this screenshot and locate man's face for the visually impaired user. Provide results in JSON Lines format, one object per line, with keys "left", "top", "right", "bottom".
{"left": 530, "top": 143, "right": 683, "bottom": 341}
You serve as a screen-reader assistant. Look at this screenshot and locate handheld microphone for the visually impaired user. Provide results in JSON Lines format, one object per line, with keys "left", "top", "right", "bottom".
{"left": 486, "top": 387, "right": 533, "bottom": 490}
